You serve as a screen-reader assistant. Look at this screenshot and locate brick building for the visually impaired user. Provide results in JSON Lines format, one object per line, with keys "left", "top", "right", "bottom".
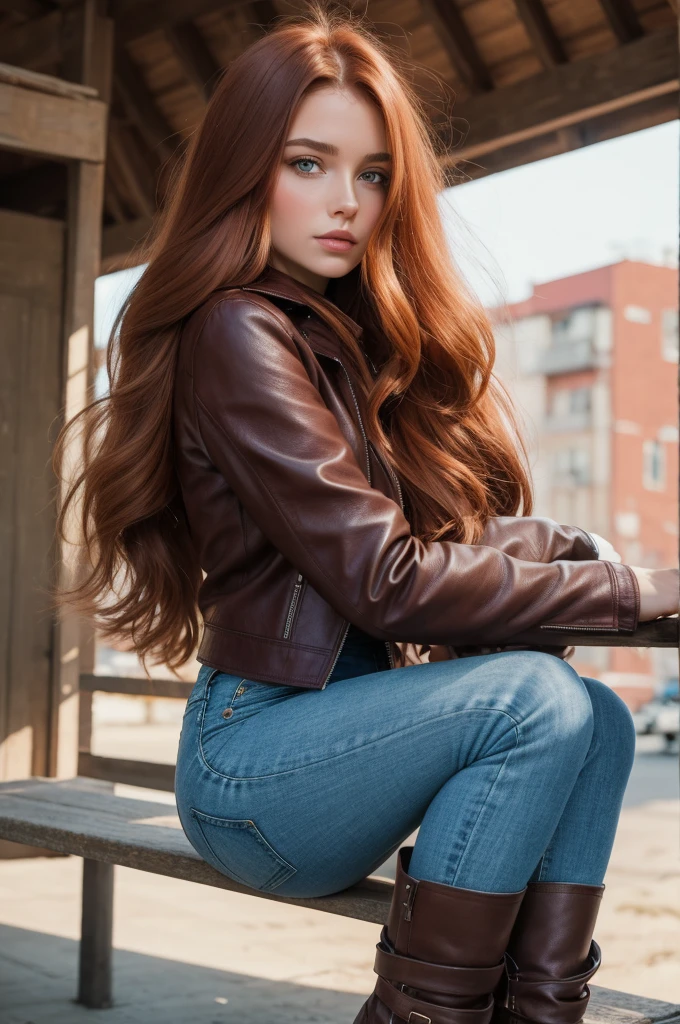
{"left": 492, "top": 260, "right": 678, "bottom": 708}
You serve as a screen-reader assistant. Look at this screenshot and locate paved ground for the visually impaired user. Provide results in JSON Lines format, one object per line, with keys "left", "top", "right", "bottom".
{"left": 1, "top": 723, "right": 678, "bottom": 1022}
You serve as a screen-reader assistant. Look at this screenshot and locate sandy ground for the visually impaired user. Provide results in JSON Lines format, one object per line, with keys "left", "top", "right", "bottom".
{"left": 0, "top": 717, "right": 678, "bottom": 1022}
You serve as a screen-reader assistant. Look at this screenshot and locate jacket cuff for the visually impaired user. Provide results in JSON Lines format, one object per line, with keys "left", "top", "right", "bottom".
{"left": 608, "top": 561, "right": 640, "bottom": 632}
{"left": 584, "top": 530, "right": 600, "bottom": 558}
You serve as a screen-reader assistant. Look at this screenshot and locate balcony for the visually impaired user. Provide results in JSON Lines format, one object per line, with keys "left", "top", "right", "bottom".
{"left": 544, "top": 409, "right": 593, "bottom": 433}
{"left": 540, "top": 338, "right": 598, "bottom": 375}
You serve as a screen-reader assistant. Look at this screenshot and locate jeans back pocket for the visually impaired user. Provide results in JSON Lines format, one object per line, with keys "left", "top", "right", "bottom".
{"left": 189, "top": 809, "right": 297, "bottom": 892}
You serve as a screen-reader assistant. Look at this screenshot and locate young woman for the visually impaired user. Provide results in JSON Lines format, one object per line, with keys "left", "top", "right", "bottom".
{"left": 54, "top": 8, "right": 678, "bottom": 1024}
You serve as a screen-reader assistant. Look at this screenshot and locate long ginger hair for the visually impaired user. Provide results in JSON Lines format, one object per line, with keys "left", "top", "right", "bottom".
{"left": 52, "top": 4, "right": 533, "bottom": 672}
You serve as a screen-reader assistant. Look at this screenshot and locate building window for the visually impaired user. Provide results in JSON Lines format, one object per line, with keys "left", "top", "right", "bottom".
{"left": 553, "top": 447, "right": 590, "bottom": 485}
{"left": 642, "top": 440, "right": 665, "bottom": 491}
{"left": 623, "top": 305, "right": 652, "bottom": 324}
{"left": 661, "top": 308, "right": 679, "bottom": 362}
{"left": 552, "top": 307, "right": 596, "bottom": 344}
{"left": 569, "top": 386, "right": 591, "bottom": 413}
{"left": 549, "top": 386, "right": 592, "bottom": 417}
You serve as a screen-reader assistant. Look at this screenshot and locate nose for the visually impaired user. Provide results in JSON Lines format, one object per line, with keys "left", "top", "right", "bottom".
{"left": 328, "top": 169, "right": 359, "bottom": 218}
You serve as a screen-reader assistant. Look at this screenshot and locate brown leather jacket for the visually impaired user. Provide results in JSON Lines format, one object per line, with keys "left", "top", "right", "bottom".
{"left": 173, "top": 264, "right": 639, "bottom": 689}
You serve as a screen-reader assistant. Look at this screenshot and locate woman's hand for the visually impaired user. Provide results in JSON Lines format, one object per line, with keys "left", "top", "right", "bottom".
{"left": 629, "top": 566, "right": 679, "bottom": 621}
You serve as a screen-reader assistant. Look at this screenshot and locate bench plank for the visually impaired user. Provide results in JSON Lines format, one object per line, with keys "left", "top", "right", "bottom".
{"left": 0, "top": 778, "right": 678, "bottom": 1024}
{"left": 0, "top": 778, "right": 394, "bottom": 923}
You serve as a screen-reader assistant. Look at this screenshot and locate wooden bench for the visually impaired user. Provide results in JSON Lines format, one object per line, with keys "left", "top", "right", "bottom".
{"left": 1, "top": 618, "right": 678, "bottom": 1020}
{"left": 2, "top": 776, "right": 680, "bottom": 1024}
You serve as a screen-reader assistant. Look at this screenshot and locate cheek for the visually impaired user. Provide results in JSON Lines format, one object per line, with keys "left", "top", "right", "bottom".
{"left": 270, "top": 175, "right": 315, "bottom": 230}
{"left": 365, "top": 190, "right": 387, "bottom": 230}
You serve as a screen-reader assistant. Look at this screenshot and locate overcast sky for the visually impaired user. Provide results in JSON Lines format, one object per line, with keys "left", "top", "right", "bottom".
{"left": 95, "top": 120, "right": 679, "bottom": 348}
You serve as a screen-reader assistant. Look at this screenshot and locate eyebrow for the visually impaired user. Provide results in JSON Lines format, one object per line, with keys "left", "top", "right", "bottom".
{"left": 285, "top": 137, "right": 391, "bottom": 162}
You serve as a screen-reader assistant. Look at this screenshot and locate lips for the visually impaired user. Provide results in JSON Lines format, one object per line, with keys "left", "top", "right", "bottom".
{"left": 317, "top": 231, "right": 356, "bottom": 242}
{"left": 315, "top": 233, "right": 357, "bottom": 252}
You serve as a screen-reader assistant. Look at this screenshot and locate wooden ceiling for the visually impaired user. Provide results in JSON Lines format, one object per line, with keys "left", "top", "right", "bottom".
{"left": 0, "top": 0, "right": 677, "bottom": 269}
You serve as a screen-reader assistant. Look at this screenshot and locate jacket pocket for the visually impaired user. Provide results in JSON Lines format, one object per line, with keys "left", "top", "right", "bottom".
{"left": 189, "top": 809, "right": 297, "bottom": 892}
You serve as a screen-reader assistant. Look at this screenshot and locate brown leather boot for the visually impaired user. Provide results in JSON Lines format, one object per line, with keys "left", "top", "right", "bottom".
{"left": 353, "top": 846, "right": 526, "bottom": 1024}
{"left": 493, "top": 881, "right": 604, "bottom": 1024}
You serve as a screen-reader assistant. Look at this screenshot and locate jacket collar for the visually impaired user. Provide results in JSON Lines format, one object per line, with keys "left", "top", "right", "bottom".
{"left": 241, "top": 264, "right": 364, "bottom": 341}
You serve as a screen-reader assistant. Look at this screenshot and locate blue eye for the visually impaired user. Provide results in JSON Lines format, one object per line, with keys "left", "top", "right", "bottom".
{"left": 290, "top": 157, "right": 389, "bottom": 186}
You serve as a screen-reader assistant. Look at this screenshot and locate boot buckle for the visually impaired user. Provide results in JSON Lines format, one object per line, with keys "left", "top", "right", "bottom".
{"left": 407, "top": 1014, "right": 431, "bottom": 1023}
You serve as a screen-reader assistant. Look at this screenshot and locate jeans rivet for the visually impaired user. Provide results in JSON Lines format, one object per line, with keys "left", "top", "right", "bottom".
{"left": 222, "top": 708, "right": 233, "bottom": 719}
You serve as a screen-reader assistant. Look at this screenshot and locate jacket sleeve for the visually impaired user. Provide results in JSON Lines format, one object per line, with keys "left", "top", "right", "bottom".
{"left": 477, "top": 516, "right": 599, "bottom": 562}
{"left": 189, "top": 296, "right": 640, "bottom": 645}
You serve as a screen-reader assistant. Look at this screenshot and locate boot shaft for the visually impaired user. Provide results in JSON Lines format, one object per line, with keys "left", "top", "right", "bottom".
{"left": 499, "top": 880, "right": 605, "bottom": 1024}
{"left": 388, "top": 846, "right": 527, "bottom": 968}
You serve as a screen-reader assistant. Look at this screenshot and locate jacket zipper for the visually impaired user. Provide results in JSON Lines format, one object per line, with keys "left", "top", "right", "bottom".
{"left": 283, "top": 572, "right": 304, "bottom": 639}
{"left": 538, "top": 623, "right": 620, "bottom": 632}
{"left": 369, "top": 438, "right": 404, "bottom": 515}
{"left": 301, "top": 327, "right": 397, "bottom": 678}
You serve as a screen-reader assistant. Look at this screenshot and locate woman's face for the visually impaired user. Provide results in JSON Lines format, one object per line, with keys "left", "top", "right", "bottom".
{"left": 268, "top": 84, "right": 391, "bottom": 294}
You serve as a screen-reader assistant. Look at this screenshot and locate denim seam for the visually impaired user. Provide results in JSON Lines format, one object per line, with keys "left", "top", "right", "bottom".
{"left": 190, "top": 808, "right": 297, "bottom": 892}
{"left": 196, "top": 705, "right": 522, "bottom": 782}
{"left": 448, "top": 720, "right": 520, "bottom": 887}
{"left": 185, "top": 667, "right": 224, "bottom": 711}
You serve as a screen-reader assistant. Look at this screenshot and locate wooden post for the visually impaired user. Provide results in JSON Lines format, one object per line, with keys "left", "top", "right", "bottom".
{"left": 49, "top": 0, "right": 113, "bottom": 778}
{"left": 77, "top": 858, "right": 114, "bottom": 1008}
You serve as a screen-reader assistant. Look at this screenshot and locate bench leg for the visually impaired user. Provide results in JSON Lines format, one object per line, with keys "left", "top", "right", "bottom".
{"left": 77, "top": 858, "right": 114, "bottom": 1008}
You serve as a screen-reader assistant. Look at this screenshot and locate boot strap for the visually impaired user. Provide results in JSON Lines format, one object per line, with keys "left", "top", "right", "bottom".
{"left": 375, "top": 975, "right": 496, "bottom": 1024}
{"left": 374, "top": 931, "right": 506, "bottom": 997}
{"left": 505, "top": 941, "right": 602, "bottom": 1024}
{"left": 507, "top": 939, "right": 601, "bottom": 988}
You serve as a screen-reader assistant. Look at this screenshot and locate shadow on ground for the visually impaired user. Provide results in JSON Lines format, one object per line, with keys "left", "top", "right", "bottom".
{"left": 0, "top": 924, "right": 367, "bottom": 1024}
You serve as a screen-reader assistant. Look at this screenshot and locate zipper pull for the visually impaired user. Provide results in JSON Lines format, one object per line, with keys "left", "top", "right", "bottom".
{"left": 403, "top": 881, "right": 418, "bottom": 921}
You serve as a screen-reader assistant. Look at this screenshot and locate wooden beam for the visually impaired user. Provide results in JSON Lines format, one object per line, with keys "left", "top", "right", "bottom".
{"left": 0, "top": 61, "right": 97, "bottom": 99}
{"left": 512, "top": 0, "right": 567, "bottom": 67}
{"left": 420, "top": 0, "right": 494, "bottom": 93}
{"left": 164, "top": 21, "right": 221, "bottom": 102}
{"left": 78, "top": 752, "right": 176, "bottom": 792}
{"left": 0, "top": 79, "right": 107, "bottom": 161}
{"left": 78, "top": 859, "right": 113, "bottom": 1009}
{"left": 114, "top": 0, "right": 237, "bottom": 43}
{"left": 446, "top": 90, "right": 680, "bottom": 182}
{"left": 107, "top": 118, "right": 157, "bottom": 217}
{"left": 445, "top": 90, "right": 678, "bottom": 183}
{"left": 596, "top": 0, "right": 644, "bottom": 43}
{"left": 60, "top": 0, "right": 114, "bottom": 95}
{"left": 445, "top": 27, "right": 678, "bottom": 163}
{"left": 0, "top": 9, "right": 62, "bottom": 69}
{"left": 50, "top": 0, "right": 113, "bottom": 780}
{"left": 114, "top": 43, "right": 177, "bottom": 162}
{"left": 0, "top": 0, "right": 50, "bottom": 18}
{"left": 80, "top": 674, "right": 193, "bottom": 699}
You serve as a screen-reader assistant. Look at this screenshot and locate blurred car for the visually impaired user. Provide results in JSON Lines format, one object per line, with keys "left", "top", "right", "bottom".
{"left": 632, "top": 700, "right": 666, "bottom": 735}
{"left": 654, "top": 698, "right": 679, "bottom": 746}
{"left": 632, "top": 679, "right": 679, "bottom": 746}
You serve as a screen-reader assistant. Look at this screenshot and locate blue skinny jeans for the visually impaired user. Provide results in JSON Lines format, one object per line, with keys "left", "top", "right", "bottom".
{"left": 175, "top": 643, "right": 636, "bottom": 899}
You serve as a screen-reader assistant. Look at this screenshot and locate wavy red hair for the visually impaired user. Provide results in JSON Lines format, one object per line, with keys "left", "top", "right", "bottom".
{"left": 52, "top": 3, "right": 533, "bottom": 672}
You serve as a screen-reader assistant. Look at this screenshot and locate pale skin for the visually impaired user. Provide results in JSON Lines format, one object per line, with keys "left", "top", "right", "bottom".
{"left": 267, "top": 85, "right": 679, "bottom": 622}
